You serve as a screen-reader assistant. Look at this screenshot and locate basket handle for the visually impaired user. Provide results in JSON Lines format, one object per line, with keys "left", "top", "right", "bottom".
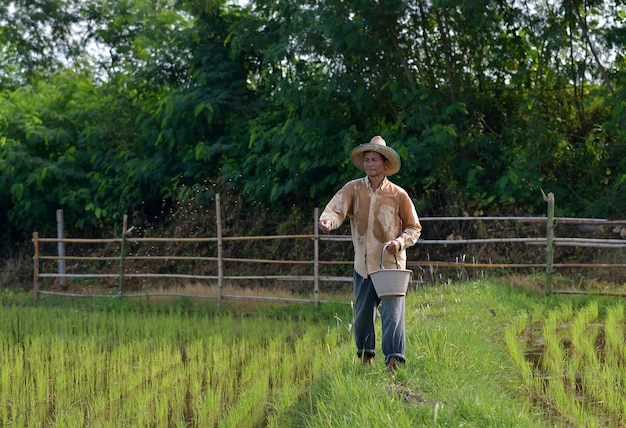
{"left": 380, "top": 244, "right": 400, "bottom": 270}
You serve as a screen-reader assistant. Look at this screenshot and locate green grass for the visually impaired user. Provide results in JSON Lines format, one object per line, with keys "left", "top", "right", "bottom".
{"left": 276, "top": 281, "right": 549, "bottom": 427}
{"left": 1, "top": 280, "right": 624, "bottom": 427}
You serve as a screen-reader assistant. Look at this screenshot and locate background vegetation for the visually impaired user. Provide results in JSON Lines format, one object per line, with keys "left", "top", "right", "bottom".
{"left": 1, "top": 0, "right": 625, "bottom": 263}
{"left": 2, "top": 2, "right": 625, "bottom": 423}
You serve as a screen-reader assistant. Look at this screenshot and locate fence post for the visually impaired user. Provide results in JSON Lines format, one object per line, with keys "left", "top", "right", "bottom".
{"left": 216, "top": 193, "right": 223, "bottom": 308}
{"left": 118, "top": 214, "right": 128, "bottom": 298}
{"left": 545, "top": 192, "right": 555, "bottom": 296}
{"left": 314, "top": 208, "right": 320, "bottom": 308}
{"left": 56, "top": 209, "right": 66, "bottom": 288}
{"left": 33, "top": 232, "right": 40, "bottom": 301}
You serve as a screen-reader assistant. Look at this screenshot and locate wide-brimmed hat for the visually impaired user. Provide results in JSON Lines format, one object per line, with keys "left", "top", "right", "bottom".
{"left": 350, "top": 136, "right": 401, "bottom": 176}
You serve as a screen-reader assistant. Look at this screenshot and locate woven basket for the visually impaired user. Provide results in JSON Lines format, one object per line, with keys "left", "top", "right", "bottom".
{"left": 370, "top": 245, "right": 412, "bottom": 299}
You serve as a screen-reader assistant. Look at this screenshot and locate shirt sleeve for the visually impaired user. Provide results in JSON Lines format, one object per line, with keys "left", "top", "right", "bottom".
{"left": 319, "top": 183, "right": 353, "bottom": 231}
{"left": 397, "top": 191, "right": 422, "bottom": 250}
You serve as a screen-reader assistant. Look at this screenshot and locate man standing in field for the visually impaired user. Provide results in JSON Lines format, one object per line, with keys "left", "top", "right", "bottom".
{"left": 318, "top": 135, "right": 421, "bottom": 372}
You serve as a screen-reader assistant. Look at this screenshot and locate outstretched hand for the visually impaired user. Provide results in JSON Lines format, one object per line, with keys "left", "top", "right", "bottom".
{"left": 319, "top": 219, "right": 332, "bottom": 233}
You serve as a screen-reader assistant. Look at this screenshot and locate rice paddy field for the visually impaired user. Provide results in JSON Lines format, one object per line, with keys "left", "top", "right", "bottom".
{"left": 1, "top": 279, "right": 625, "bottom": 427}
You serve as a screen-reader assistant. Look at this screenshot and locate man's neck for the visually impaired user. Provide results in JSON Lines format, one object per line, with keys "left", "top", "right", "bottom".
{"left": 368, "top": 176, "right": 385, "bottom": 190}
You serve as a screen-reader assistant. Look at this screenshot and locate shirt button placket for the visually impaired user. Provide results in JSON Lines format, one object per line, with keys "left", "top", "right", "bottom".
{"left": 367, "top": 194, "right": 377, "bottom": 272}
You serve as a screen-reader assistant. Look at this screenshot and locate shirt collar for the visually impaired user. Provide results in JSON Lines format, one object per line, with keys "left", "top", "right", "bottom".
{"left": 364, "top": 176, "right": 388, "bottom": 190}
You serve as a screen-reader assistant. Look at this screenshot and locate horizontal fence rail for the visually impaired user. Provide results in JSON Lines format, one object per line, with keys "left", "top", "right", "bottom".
{"left": 33, "top": 193, "right": 626, "bottom": 304}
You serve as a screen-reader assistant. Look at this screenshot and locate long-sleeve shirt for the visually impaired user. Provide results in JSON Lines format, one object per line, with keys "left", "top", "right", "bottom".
{"left": 319, "top": 176, "right": 422, "bottom": 278}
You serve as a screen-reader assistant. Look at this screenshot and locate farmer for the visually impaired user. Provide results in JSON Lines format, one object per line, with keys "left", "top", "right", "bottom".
{"left": 319, "top": 135, "right": 422, "bottom": 372}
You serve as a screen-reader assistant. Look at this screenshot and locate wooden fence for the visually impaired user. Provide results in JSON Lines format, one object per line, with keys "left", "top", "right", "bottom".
{"left": 33, "top": 193, "right": 626, "bottom": 304}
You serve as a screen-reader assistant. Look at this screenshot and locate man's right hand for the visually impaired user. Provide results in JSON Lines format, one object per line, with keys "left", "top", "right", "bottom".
{"left": 319, "top": 219, "right": 332, "bottom": 233}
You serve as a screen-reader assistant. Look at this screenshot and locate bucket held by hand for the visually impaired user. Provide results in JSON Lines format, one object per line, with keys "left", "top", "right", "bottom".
{"left": 369, "top": 244, "right": 412, "bottom": 298}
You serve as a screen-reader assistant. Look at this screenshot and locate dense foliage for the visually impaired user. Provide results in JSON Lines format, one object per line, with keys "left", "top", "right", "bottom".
{"left": 1, "top": 0, "right": 625, "bottom": 256}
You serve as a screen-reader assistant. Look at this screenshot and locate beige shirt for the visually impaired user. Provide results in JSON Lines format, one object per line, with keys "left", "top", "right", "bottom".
{"left": 319, "top": 176, "right": 422, "bottom": 278}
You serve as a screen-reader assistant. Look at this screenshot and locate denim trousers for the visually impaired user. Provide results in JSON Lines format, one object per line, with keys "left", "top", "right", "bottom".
{"left": 353, "top": 270, "right": 406, "bottom": 364}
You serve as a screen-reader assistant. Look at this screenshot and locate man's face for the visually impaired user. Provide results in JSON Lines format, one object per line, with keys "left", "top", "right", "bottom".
{"left": 363, "top": 151, "right": 388, "bottom": 178}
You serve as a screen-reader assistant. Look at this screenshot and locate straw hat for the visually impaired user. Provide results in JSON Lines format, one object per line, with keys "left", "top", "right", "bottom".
{"left": 350, "top": 136, "right": 401, "bottom": 176}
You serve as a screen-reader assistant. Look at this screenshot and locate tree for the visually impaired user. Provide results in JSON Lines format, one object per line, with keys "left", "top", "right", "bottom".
{"left": 2, "top": 0, "right": 626, "bottom": 257}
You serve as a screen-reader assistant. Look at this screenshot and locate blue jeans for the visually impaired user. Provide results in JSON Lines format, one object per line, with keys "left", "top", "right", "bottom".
{"left": 353, "top": 271, "right": 406, "bottom": 365}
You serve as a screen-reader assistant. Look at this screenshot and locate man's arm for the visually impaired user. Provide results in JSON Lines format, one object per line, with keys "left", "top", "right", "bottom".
{"left": 318, "top": 183, "right": 352, "bottom": 233}
{"left": 396, "top": 193, "right": 422, "bottom": 250}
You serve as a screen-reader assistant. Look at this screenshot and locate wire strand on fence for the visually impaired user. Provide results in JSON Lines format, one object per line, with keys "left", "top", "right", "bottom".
{"left": 32, "top": 195, "right": 626, "bottom": 303}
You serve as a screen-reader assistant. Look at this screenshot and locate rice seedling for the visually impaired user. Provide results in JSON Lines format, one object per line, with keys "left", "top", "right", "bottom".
{"left": 506, "top": 297, "right": 626, "bottom": 427}
{"left": 0, "top": 298, "right": 344, "bottom": 427}
{"left": 604, "top": 305, "right": 625, "bottom": 370}
{"left": 505, "top": 312, "right": 535, "bottom": 388}
{"left": 3, "top": 280, "right": 626, "bottom": 427}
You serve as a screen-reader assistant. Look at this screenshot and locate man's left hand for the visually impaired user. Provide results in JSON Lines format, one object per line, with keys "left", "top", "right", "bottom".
{"left": 385, "top": 240, "right": 400, "bottom": 254}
